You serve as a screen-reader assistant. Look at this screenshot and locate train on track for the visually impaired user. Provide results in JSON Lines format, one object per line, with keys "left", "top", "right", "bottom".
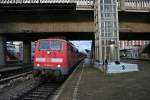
{"left": 33, "top": 38, "right": 86, "bottom": 81}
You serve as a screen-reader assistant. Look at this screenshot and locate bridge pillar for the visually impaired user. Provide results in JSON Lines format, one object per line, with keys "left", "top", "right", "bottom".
{"left": 23, "top": 41, "right": 31, "bottom": 64}
{"left": 0, "top": 36, "right": 6, "bottom": 65}
{"left": 91, "top": 40, "right": 95, "bottom": 59}
{"left": 120, "top": 0, "right": 125, "bottom": 11}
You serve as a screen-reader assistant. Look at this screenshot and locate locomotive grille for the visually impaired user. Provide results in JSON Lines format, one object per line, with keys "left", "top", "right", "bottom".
{"left": 36, "top": 57, "right": 63, "bottom": 63}
{"left": 36, "top": 58, "right": 46, "bottom": 62}
{"left": 51, "top": 58, "right": 63, "bottom": 63}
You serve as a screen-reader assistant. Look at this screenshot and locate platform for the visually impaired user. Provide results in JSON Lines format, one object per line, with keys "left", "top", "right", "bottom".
{"left": 94, "top": 62, "right": 139, "bottom": 74}
{"left": 52, "top": 58, "right": 150, "bottom": 100}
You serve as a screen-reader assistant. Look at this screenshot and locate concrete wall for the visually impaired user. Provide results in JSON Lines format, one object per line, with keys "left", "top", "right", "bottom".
{"left": 0, "top": 21, "right": 150, "bottom": 34}
{"left": 0, "top": 11, "right": 150, "bottom": 40}
{"left": 0, "top": 11, "right": 94, "bottom": 34}
{"left": 119, "top": 22, "right": 150, "bottom": 32}
{"left": 0, "top": 22, "right": 95, "bottom": 33}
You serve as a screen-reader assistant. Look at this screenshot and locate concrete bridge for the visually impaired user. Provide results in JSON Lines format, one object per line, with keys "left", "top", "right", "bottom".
{"left": 0, "top": 0, "right": 150, "bottom": 11}
{"left": 0, "top": 0, "right": 149, "bottom": 40}
{"left": 0, "top": 0, "right": 150, "bottom": 65}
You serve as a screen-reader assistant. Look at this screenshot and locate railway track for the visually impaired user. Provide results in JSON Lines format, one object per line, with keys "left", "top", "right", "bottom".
{"left": 0, "top": 71, "right": 32, "bottom": 85}
{"left": 14, "top": 82, "right": 61, "bottom": 100}
{"left": 0, "top": 65, "right": 32, "bottom": 78}
{"left": 121, "top": 57, "right": 150, "bottom": 61}
{"left": 121, "top": 58, "right": 150, "bottom": 64}
{"left": 0, "top": 65, "right": 32, "bottom": 85}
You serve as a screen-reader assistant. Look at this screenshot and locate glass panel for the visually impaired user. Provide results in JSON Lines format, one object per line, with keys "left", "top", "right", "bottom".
{"left": 104, "top": 5, "right": 112, "bottom": 12}
{"left": 104, "top": 0, "right": 111, "bottom": 4}
{"left": 39, "top": 41, "right": 49, "bottom": 50}
{"left": 39, "top": 40, "right": 63, "bottom": 50}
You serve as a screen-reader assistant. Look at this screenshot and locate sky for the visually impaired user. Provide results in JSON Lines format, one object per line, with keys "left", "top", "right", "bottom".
{"left": 70, "top": 41, "right": 92, "bottom": 52}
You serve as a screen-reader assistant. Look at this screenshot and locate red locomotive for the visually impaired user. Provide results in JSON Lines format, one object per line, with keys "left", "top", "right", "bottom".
{"left": 33, "top": 38, "right": 85, "bottom": 81}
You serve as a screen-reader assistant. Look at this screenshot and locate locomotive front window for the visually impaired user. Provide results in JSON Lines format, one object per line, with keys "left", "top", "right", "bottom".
{"left": 39, "top": 40, "right": 63, "bottom": 50}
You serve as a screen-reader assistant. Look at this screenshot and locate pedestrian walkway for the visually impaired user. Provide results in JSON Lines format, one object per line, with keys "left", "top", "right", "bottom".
{"left": 52, "top": 58, "right": 107, "bottom": 100}
{"left": 52, "top": 58, "right": 150, "bottom": 100}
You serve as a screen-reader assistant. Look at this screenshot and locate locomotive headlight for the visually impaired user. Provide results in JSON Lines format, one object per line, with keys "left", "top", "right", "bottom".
{"left": 47, "top": 51, "right": 50, "bottom": 54}
{"left": 57, "top": 64, "right": 61, "bottom": 68}
{"left": 37, "top": 64, "right": 40, "bottom": 67}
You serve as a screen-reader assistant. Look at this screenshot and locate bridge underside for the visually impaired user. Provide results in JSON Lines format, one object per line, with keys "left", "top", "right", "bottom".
{"left": 120, "top": 32, "right": 150, "bottom": 40}
{"left": 4, "top": 32, "right": 94, "bottom": 41}
{"left": 0, "top": 10, "right": 150, "bottom": 41}
{"left": 119, "top": 11, "right": 150, "bottom": 40}
{"left": 0, "top": 10, "right": 95, "bottom": 41}
{"left": 3, "top": 32, "right": 150, "bottom": 41}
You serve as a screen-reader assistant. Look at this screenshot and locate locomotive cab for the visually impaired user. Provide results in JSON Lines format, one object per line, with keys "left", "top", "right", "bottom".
{"left": 33, "top": 38, "right": 84, "bottom": 81}
{"left": 33, "top": 39, "right": 68, "bottom": 79}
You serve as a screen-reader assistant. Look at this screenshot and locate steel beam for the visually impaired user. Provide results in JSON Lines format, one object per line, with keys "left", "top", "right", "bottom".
{"left": 0, "top": 36, "right": 6, "bottom": 65}
{"left": 23, "top": 41, "right": 31, "bottom": 64}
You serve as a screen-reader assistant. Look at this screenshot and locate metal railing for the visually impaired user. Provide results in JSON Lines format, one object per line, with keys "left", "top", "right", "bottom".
{"left": 0, "top": 0, "right": 74, "bottom": 4}
{"left": 0, "top": 0, "right": 150, "bottom": 11}
{"left": 118, "top": 0, "right": 150, "bottom": 11}
{"left": 0, "top": 0, "right": 94, "bottom": 10}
